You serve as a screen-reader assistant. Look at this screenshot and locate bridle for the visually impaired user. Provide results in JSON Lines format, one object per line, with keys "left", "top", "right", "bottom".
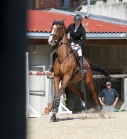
{"left": 50, "top": 25, "right": 64, "bottom": 43}
{"left": 50, "top": 25, "right": 71, "bottom": 48}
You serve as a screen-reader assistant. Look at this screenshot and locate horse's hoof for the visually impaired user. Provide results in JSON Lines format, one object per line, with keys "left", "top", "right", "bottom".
{"left": 96, "top": 105, "right": 101, "bottom": 112}
{"left": 82, "top": 106, "right": 86, "bottom": 111}
{"left": 50, "top": 116, "right": 57, "bottom": 122}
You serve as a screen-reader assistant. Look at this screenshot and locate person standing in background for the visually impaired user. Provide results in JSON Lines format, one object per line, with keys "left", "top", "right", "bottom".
{"left": 98, "top": 82, "right": 119, "bottom": 112}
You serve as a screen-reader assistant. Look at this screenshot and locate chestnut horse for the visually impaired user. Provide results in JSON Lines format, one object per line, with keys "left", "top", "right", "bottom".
{"left": 48, "top": 20, "right": 113, "bottom": 122}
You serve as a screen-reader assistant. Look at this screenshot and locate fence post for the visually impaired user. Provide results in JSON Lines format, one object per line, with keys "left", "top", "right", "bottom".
{"left": 26, "top": 52, "right": 29, "bottom": 117}
{"left": 124, "top": 78, "right": 127, "bottom": 111}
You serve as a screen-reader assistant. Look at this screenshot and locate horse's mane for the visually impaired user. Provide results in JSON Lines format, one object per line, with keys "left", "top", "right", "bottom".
{"left": 63, "top": 25, "right": 67, "bottom": 33}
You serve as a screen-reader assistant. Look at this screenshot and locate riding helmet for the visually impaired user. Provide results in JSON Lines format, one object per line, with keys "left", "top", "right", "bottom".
{"left": 74, "top": 14, "right": 82, "bottom": 22}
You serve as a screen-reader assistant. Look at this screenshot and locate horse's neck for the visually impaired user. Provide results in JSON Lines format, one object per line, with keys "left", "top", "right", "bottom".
{"left": 58, "top": 34, "right": 69, "bottom": 60}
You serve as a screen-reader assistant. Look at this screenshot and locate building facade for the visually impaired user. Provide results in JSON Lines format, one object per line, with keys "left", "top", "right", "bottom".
{"left": 78, "top": 1, "right": 127, "bottom": 20}
{"left": 32, "top": 0, "right": 84, "bottom": 11}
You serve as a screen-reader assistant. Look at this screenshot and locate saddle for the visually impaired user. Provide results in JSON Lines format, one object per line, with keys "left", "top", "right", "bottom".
{"left": 49, "top": 50, "right": 89, "bottom": 73}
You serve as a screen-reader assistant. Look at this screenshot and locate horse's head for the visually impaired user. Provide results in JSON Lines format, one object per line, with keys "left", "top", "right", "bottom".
{"left": 48, "top": 19, "right": 65, "bottom": 46}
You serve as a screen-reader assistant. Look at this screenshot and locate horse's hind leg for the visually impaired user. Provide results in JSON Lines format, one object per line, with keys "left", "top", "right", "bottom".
{"left": 83, "top": 74, "right": 100, "bottom": 111}
{"left": 68, "top": 83, "right": 86, "bottom": 111}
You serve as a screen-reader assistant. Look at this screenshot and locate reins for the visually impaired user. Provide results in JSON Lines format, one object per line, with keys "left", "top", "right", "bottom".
{"left": 57, "top": 41, "right": 73, "bottom": 64}
{"left": 51, "top": 25, "right": 73, "bottom": 65}
{"left": 51, "top": 25, "right": 78, "bottom": 65}
{"left": 50, "top": 27, "right": 63, "bottom": 43}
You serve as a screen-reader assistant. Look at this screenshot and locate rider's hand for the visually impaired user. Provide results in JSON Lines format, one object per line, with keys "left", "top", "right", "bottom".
{"left": 75, "top": 44, "right": 79, "bottom": 47}
{"left": 67, "top": 35, "right": 70, "bottom": 39}
{"left": 101, "top": 102, "right": 105, "bottom": 106}
{"left": 112, "top": 102, "right": 116, "bottom": 106}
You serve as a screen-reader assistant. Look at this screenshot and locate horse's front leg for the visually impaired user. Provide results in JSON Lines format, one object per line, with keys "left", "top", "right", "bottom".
{"left": 51, "top": 72, "right": 72, "bottom": 122}
{"left": 54, "top": 72, "right": 72, "bottom": 110}
{"left": 58, "top": 72, "right": 72, "bottom": 99}
{"left": 51, "top": 76, "right": 60, "bottom": 122}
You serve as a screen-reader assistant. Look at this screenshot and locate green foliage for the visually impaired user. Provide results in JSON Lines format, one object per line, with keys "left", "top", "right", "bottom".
{"left": 62, "top": 97, "right": 67, "bottom": 106}
{"left": 51, "top": 97, "right": 67, "bottom": 107}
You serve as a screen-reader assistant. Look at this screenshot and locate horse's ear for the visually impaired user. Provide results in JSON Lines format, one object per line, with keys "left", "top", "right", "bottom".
{"left": 60, "top": 19, "right": 65, "bottom": 25}
{"left": 52, "top": 19, "right": 56, "bottom": 25}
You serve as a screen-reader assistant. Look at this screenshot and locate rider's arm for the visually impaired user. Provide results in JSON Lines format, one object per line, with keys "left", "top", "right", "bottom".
{"left": 66, "top": 24, "right": 72, "bottom": 33}
{"left": 98, "top": 89, "right": 105, "bottom": 106}
{"left": 98, "top": 97, "right": 105, "bottom": 106}
{"left": 66, "top": 24, "right": 72, "bottom": 40}
{"left": 78, "top": 27, "right": 86, "bottom": 46}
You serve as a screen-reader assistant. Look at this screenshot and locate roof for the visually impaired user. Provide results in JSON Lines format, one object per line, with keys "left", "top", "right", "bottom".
{"left": 75, "top": 11, "right": 127, "bottom": 26}
{"left": 27, "top": 10, "right": 127, "bottom": 34}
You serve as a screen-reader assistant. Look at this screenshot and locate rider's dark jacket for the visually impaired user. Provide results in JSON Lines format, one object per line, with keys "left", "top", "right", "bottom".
{"left": 66, "top": 23, "right": 86, "bottom": 47}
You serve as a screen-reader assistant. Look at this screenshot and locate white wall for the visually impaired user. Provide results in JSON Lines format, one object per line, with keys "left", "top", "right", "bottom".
{"left": 28, "top": 44, "right": 51, "bottom": 70}
{"left": 28, "top": 44, "right": 54, "bottom": 115}
{"left": 81, "top": 2, "right": 127, "bottom": 20}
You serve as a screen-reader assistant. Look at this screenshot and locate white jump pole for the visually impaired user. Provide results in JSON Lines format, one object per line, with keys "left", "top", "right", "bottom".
{"left": 26, "top": 52, "right": 29, "bottom": 118}
{"left": 58, "top": 81, "right": 72, "bottom": 115}
{"left": 26, "top": 52, "right": 41, "bottom": 118}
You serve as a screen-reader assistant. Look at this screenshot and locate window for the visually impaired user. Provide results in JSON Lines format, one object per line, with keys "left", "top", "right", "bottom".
{"left": 62, "top": 0, "right": 70, "bottom": 7}
{"left": 71, "top": 0, "right": 79, "bottom": 7}
{"left": 62, "top": 0, "right": 80, "bottom": 8}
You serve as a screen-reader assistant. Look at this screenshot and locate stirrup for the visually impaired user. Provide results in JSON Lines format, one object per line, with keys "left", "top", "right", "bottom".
{"left": 82, "top": 70, "right": 87, "bottom": 75}
{"left": 80, "top": 68, "right": 87, "bottom": 75}
{"left": 83, "top": 67, "right": 87, "bottom": 74}
{"left": 83, "top": 70, "right": 87, "bottom": 74}
{"left": 82, "top": 64, "right": 87, "bottom": 74}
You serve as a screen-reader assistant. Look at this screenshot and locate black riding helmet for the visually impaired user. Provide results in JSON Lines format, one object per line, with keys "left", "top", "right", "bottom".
{"left": 74, "top": 14, "right": 82, "bottom": 22}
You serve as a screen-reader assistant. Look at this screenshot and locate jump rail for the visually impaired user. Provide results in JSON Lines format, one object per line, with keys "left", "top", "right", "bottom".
{"left": 93, "top": 74, "right": 127, "bottom": 78}
{"left": 29, "top": 71, "right": 127, "bottom": 79}
{"left": 29, "top": 71, "right": 54, "bottom": 76}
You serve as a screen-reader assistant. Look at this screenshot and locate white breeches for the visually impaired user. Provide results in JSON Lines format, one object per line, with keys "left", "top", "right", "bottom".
{"left": 71, "top": 42, "right": 82, "bottom": 56}
{"left": 74, "top": 46, "right": 82, "bottom": 56}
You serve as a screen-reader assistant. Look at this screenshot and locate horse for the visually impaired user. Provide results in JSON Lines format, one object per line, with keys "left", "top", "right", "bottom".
{"left": 48, "top": 19, "right": 113, "bottom": 122}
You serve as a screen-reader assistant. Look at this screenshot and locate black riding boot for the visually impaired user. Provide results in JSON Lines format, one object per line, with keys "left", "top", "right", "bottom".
{"left": 79, "top": 56, "right": 87, "bottom": 75}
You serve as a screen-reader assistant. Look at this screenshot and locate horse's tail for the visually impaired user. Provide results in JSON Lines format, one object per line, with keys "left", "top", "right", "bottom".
{"left": 89, "top": 61, "right": 116, "bottom": 83}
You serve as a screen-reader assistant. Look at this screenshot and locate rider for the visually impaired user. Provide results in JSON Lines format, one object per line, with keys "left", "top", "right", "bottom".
{"left": 66, "top": 14, "right": 87, "bottom": 75}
